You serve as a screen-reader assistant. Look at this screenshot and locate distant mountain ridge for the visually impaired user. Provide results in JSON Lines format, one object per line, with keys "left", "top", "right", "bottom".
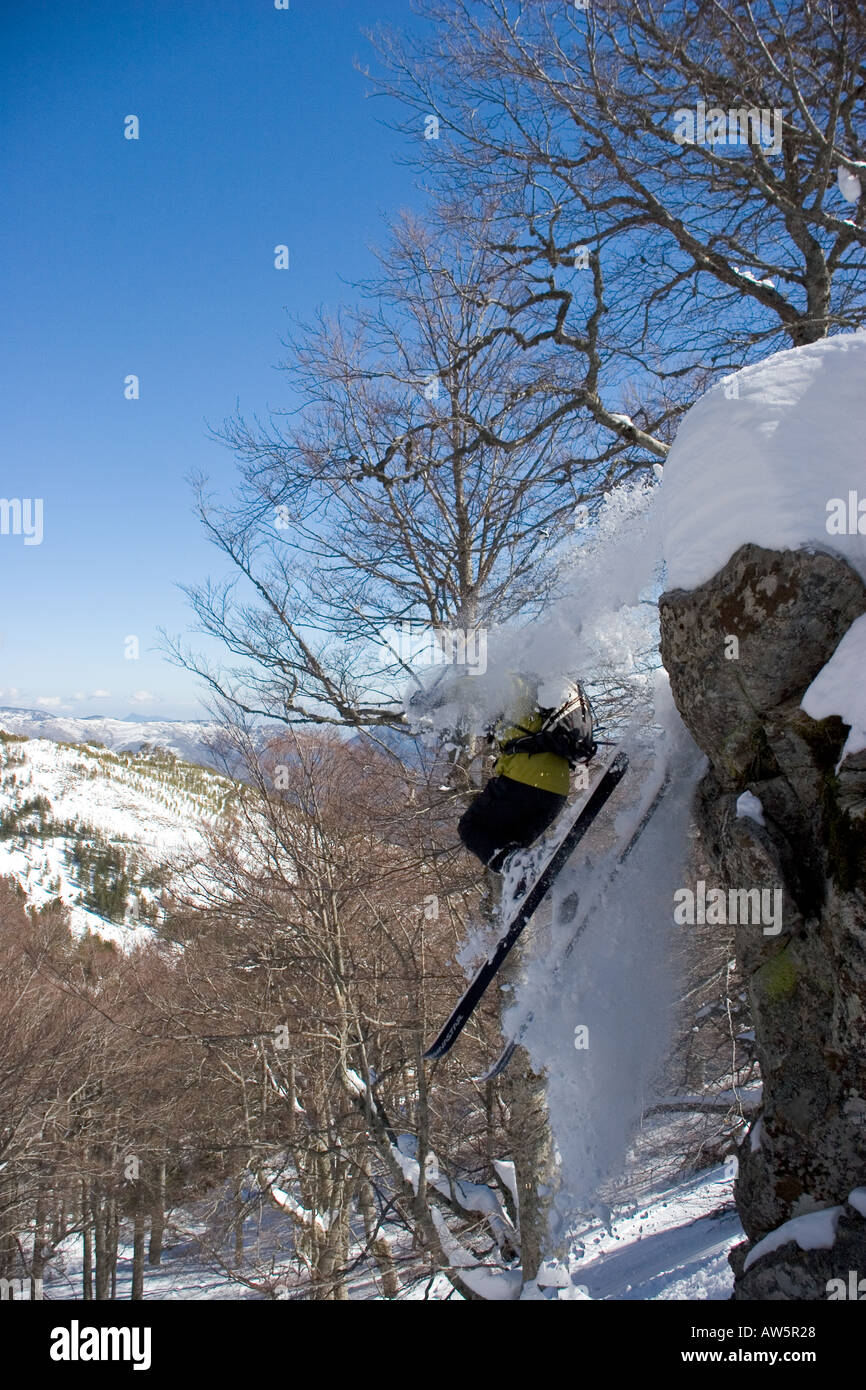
{"left": 0, "top": 706, "right": 225, "bottom": 770}
{"left": 0, "top": 706, "right": 428, "bottom": 773}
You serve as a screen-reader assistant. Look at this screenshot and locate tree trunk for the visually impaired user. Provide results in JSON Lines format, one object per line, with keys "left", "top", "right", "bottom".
{"left": 131, "top": 1191, "right": 146, "bottom": 1300}
{"left": 0, "top": 1172, "right": 18, "bottom": 1279}
{"left": 109, "top": 1197, "right": 119, "bottom": 1300}
{"left": 331, "top": 1201, "right": 351, "bottom": 1301}
{"left": 358, "top": 1172, "right": 399, "bottom": 1299}
{"left": 81, "top": 1179, "right": 93, "bottom": 1300}
{"left": 148, "top": 1160, "right": 165, "bottom": 1266}
{"left": 484, "top": 1078, "right": 497, "bottom": 1185}
{"left": 93, "top": 1188, "right": 109, "bottom": 1300}
{"left": 31, "top": 1182, "right": 48, "bottom": 1285}
{"left": 52, "top": 1193, "right": 67, "bottom": 1248}
{"left": 499, "top": 922, "right": 555, "bottom": 1285}
{"left": 233, "top": 1174, "right": 244, "bottom": 1266}
{"left": 502, "top": 1041, "right": 554, "bottom": 1284}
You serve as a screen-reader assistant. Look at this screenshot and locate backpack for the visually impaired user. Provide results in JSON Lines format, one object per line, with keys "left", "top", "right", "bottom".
{"left": 498, "top": 682, "right": 597, "bottom": 767}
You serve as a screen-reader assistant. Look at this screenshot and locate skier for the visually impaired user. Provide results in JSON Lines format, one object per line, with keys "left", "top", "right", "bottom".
{"left": 458, "top": 674, "right": 596, "bottom": 871}
{"left": 412, "top": 670, "right": 627, "bottom": 1061}
{"left": 409, "top": 669, "right": 596, "bottom": 873}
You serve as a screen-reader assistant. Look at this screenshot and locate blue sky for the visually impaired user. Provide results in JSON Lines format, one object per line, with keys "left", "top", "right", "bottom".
{"left": 0, "top": 0, "right": 422, "bottom": 719}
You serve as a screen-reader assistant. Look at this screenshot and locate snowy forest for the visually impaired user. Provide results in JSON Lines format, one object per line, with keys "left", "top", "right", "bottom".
{"left": 2, "top": 0, "right": 866, "bottom": 1338}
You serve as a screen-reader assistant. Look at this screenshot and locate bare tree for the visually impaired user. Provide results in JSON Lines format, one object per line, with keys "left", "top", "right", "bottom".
{"left": 367, "top": 0, "right": 866, "bottom": 425}
{"left": 170, "top": 201, "right": 629, "bottom": 732}
{"left": 162, "top": 729, "right": 521, "bottom": 1298}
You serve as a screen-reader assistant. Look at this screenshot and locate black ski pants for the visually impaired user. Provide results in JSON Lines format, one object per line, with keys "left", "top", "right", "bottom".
{"left": 458, "top": 774, "right": 566, "bottom": 869}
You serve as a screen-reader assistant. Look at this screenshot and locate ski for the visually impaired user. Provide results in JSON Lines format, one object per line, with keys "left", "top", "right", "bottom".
{"left": 423, "top": 749, "right": 629, "bottom": 1062}
{"left": 477, "top": 767, "right": 673, "bottom": 1081}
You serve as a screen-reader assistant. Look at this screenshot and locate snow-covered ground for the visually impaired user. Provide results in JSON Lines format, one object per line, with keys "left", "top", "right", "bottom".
{"left": 550, "top": 1166, "right": 741, "bottom": 1302}
{"left": 37, "top": 1159, "right": 741, "bottom": 1301}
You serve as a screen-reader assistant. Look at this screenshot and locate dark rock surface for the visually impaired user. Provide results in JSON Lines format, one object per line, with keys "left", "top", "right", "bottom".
{"left": 660, "top": 543, "right": 866, "bottom": 1298}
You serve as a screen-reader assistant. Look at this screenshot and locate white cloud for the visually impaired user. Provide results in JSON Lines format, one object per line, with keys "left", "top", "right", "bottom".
{"left": 130, "top": 690, "right": 157, "bottom": 703}
{"left": 90, "top": 690, "right": 111, "bottom": 699}
{"left": 36, "top": 696, "right": 64, "bottom": 708}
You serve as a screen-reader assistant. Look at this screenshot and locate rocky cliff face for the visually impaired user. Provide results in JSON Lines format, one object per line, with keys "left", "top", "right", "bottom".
{"left": 660, "top": 542, "right": 866, "bottom": 1299}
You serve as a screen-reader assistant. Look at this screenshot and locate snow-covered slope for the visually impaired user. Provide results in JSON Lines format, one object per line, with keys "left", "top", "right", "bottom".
{"left": 0, "top": 732, "right": 234, "bottom": 945}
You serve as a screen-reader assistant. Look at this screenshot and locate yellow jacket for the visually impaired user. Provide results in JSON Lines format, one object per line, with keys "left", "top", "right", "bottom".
{"left": 493, "top": 701, "right": 570, "bottom": 796}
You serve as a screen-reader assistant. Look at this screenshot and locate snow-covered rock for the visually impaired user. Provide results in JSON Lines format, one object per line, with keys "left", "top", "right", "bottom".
{"left": 660, "top": 331, "right": 866, "bottom": 592}
{"left": 801, "top": 612, "right": 866, "bottom": 761}
{"left": 743, "top": 1206, "right": 842, "bottom": 1272}
{"left": 659, "top": 334, "right": 866, "bottom": 1299}
{"left": 736, "top": 790, "right": 766, "bottom": 826}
